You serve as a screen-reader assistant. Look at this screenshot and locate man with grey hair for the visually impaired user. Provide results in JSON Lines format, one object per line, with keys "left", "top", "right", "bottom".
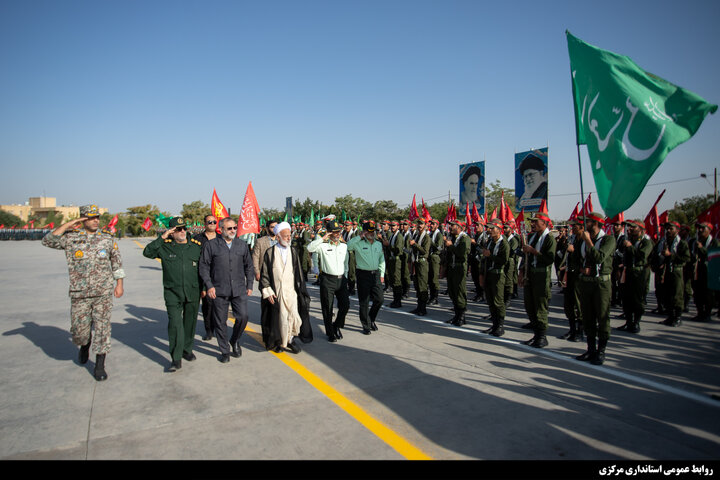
{"left": 199, "top": 217, "right": 254, "bottom": 363}
{"left": 259, "top": 222, "right": 313, "bottom": 352}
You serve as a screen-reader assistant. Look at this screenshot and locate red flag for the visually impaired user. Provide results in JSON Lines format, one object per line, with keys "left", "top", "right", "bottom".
{"left": 238, "top": 181, "right": 261, "bottom": 235}
{"left": 659, "top": 210, "right": 669, "bottom": 227}
{"left": 696, "top": 199, "right": 720, "bottom": 238}
{"left": 499, "top": 192, "right": 507, "bottom": 222}
{"left": 22, "top": 224, "right": 29, "bottom": 229}
{"left": 408, "top": 194, "right": 419, "bottom": 221}
{"left": 539, "top": 198, "right": 548, "bottom": 215}
{"left": 505, "top": 204, "right": 516, "bottom": 231}
{"left": 489, "top": 207, "right": 497, "bottom": 221}
{"left": 211, "top": 188, "right": 230, "bottom": 233}
{"left": 568, "top": 202, "right": 581, "bottom": 221}
{"left": 644, "top": 190, "right": 666, "bottom": 241}
{"left": 581, "top": 193, "right": 593, "bottom": 216}
{"left": 421, "top": 198, "right": 432, "bottom": 222}
{"left": 483, "top": 211, "right": 488, "bottom": 224}
{"left": 443, "top": 201, "right": 456, "bottom": 226}
{"left": 515, "top": 209, "right": 525, "bottom": 234}
{"left": 44, "top": 222, "right": 55, "bottom": 229}
{"left": 604, "top": 211, "right": 624, "bottom": 233}
{"left": 10, "top": 225, "right": 16, "bottom": 229}
{"left": 0, "top": 224, "right": 4, "bottom": 229}
{"left": 471, "top": 201, "right": 481, "bottom": 226}
{"left": 142, "top": 217, "right": 153, "bottom": 231}
{"left": 105, "top": 214, "right": 119, "bottom": 234}
{"left": 464, "top": 202, "right": 475, "bottom": 235}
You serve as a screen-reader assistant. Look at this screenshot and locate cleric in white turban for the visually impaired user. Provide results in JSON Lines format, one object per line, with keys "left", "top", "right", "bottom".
{"left": 259, "top": 222, "right": 313, "bottom": 352}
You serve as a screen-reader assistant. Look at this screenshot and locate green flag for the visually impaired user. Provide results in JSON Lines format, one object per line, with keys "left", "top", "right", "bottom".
{"left": 309, "top": 208, "right": 315, "bottom": 226}
{"left": 567, "top": 31, "right": 717, "bottom": 218}
{"left": 283, "top": 211, "right": 288, "bottom": 222}
{"left": 155, "top": 213, "right": 171, "bottom": 228}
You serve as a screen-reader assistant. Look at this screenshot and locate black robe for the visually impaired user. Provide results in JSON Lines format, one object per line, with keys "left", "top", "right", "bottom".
{"left": 259, "top": 245, "right": 313, "bottom": 350}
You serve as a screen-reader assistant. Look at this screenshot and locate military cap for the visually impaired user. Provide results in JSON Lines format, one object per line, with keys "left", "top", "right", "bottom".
{"left": 568, "top": 218, "right": 585, "bottom": 226}
{"left": 168, "top": 216, "right": 187, "bottom": 228}
{"left": 363, "top": 220, "right": 376, "bottom": 232}
{"left": 584, "top": 212, "right": 606, "bottom": 224}
{"left": 352, "top": 221, "right": 357, "bottom": 226}
{"left": 429, "top": 218, "right": 439, "bottom": 225}
{"left": 315, "top": 220, "right": 322, "bottom": 225}
{"left": 381, "top": 220, "right": 389, "bottom": 225}
{"left": 79, "top": 204, "right": 100, "bottom": 218}
{"left": 325, "top": 219, "right": 342, "bottom": 232}
{"left": 400, "top": 220, "right": 408, "bottom": 225}
{"left": 449, "top": 219, "right": 465, "bottom": 227}
{"left": 487, "top": 218, "right": 503, "bottom": 229}
{"left": 415, "top": 217, "right": 426, "bottom": 225}
{"left": 343, "top": 220, "right": 352, "bottom": 225}
{"left": 624, "top": 220, "right": 645, "bottom": 229}
{"left": 390, "top": 220, "right": 399, "bottom": 226}
{"left": 529, "top": 212, "right": 551, "bottom": 223}
{"left": 696, "top": 221, "right": 713, "bottom": 231}
{"left": 517, "top": 154, "right": 546, "bottom": 174}
{"left": 663, "top": 220, "right": 681, "bottom": 229}
{"left": 503, "top": 222, "right": 515, "bottom": 229}
{"left": 680, "top": 224, "right": 691, "bottom": 231}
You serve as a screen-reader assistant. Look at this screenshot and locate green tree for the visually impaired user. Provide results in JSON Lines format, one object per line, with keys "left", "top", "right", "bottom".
{"left": 125, "top": 205, "right": 168, "bottom": 237}
{"left": 668, "top": 194, "right": 714, "bottom": 225}
{"left": 485, "top": 180, "right": 516, "bottom": 215}
{"left": 181, "top": 200, "right": 210, "bottom": 226}
{"left": 0, "top": 210, "right": 24, "bottom": 228}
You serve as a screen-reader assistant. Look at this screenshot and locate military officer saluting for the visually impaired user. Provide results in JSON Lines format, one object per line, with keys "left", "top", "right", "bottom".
{"left": 42, "top": 204, "right": 125, "bottom": 381}
{"left": 143, "top": 216, "right": 203, "bottom": 372}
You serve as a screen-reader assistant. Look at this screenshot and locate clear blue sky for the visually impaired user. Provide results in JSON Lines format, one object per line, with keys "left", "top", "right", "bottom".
{"left": 1, "top": 0, "right": 718, "bottom": 220}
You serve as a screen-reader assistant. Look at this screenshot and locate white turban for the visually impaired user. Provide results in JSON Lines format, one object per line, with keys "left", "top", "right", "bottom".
{"left": 274, "top": 222, "right": 291, "bottom": 236}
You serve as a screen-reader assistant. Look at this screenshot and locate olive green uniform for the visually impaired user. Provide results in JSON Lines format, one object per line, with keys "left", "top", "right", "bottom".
{"left": 618, "top": 234, "right": 653, "bottom": 332}
{"left": 428, "top": 228, "right": 445, "bottom": 304}
{"left": 577, "top": 231, "right": 616, "bottom": 358}
{"left": 690, "top": 235, "right": 719, "bottom": 322}
{"left": 654, "top": 234, "right": 691, "bottom": 325}
{"left": 143, "top": 235, "right": 203, "bottom": 363}
{"left": 522, "top": 229, "right": 556, "bottom": 337}
{"left": 410, "top": 229, "right": 432, "bottom": 314}
{"left": 485, "top": 235, "right": 509, "bottom": 335}
{"left": 562, "top": 234, "right": 584, "bottom": 341}
{"left": 504, "top": 233, "right": 520, "bottom": 305}
{"left": 446, "top": 231, "right": 471, "bottom": 324}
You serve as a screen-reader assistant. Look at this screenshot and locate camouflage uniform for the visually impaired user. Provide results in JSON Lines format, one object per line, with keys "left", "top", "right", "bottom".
{"left": 42, "top": 211, "right": 125, "bottom": 355}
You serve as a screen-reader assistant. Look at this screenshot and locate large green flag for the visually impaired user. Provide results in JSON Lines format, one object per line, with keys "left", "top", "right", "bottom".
{"left": 155, "top": 213, "right": 171, "bottom": 228}
{"left": 567, "top": 31, "right": 717, "bottom": 218}
{"left": 309, "top": 208, "right": 315, "bottom": 226}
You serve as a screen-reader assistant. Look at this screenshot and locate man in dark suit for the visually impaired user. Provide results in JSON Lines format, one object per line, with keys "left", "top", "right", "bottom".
{"left": 199, "top": 217, "right": 255, "bottom": 363}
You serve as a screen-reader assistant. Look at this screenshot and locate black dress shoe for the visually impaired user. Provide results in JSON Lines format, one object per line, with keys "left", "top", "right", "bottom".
{"left": 231, "top": 342, "right": 242, "bottom": 358}
{"left": 558, "top": 331, "right": 572, "bottom": 339}
{"left": 182, "top": 352, "right": 196, "bottom": 361}
{"left": 521, "top": 322, "right": 534, "bottom": 330}
{"left": 169, "top": 359, "right": 182, "bottom": 372}
{"left": 370, "top": 321, "right": 378, "bottom": 331}
{"left": 328, "top": 335, "right": 337, "bottom": 343}
{"left": 334, "top": 327, "right": 343, "bottom": 339}
{"left": 219, "top": 354, "right": 230, "bottom": 363}
{"left": 202, "top": 334, "right": 213, "bottom": 341}
{"left": 273, "top": 345, "right": 283, "bottom": 353}
{"left": 362, "top": 328, "right": 371, "bottom": 335}
{"left": 575, "top": 351, "right": 594, "bottom": 361}
{"left": 288, "top": 340, "right": 302, "bottom": 354}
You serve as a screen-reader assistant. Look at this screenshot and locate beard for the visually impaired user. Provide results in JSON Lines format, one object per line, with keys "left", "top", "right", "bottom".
{"left": 223, "top": 231, "right": 236, "bottom": 241}
{"left": 278, "top": 237, "right": 290, "bottom": 247}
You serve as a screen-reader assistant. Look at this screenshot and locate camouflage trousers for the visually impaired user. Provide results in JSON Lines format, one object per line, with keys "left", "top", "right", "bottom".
{"left": 70, "top": 295, "right": 113, "bottom": 354}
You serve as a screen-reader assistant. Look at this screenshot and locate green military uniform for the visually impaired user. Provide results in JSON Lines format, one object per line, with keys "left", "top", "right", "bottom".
{"left": 503, "top": 225, "right": 520, "bottom": 306}
{"left": 521, "top": 214, "right": 556, "bottom": 348}
{"left": 576, "top": 213, "right": 616, "bottom": 365}
{"left": 560, "top": 227, "right": 584, "bottom": 342}
{"left": 409, "top": 219, "right": 432, "bottom": 316}
{"left": 143, "top": 217, "right": 203, "bottom": 369}
{"left": 445, "top": 222, "right": 471, "bottom": 326}
{"left": 428, "top": 221, "right": 445, "bottom": 305}
{"left": 483, "top": 220, "right": 509, "bottom": 336}
{"left": 690, "top": 223, "right": 719, "bottom": 322}
{"left": 401, "top": 221, "right": 413, "bottom": 297}
{"left": 680, "top": 227, "right": 694, "bottom": 312}
{"left": 616, "top": 223, "right": 653, "bottom": 333}
{"left": 469, "top": 226, "right": 487, "bottom": 302}
{"left": 655, "top": 223, "right": 691, "bottom": 326}
{"left": 387, "top": 222, "right": 405, "bottom": 308}
{"left": 41, "top": 204, "right": 125, "bottom": 381}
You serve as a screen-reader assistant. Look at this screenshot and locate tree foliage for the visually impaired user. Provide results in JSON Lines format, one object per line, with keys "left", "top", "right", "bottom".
{"left": 0, "top": 210, "right": 24, "bottom": 227}
{"left": 668, "top": 194, "right": 714, "bottom": 226}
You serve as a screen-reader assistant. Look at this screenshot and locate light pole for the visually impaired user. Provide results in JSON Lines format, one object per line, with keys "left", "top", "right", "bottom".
{"left": 701, "top": 171, "right": 718, "bottom": 201}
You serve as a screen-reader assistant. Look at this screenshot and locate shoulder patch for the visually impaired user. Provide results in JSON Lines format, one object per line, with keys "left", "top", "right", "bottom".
{"left": 191, "top": 239, "right": 202, "bottom": 246}
{"left": 165, "top": 239, "right": 172, "bottom": 243}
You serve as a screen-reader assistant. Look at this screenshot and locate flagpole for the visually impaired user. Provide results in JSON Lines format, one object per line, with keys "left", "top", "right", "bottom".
{"left": 576, "top": 145, "right": 587, "bottom": 223}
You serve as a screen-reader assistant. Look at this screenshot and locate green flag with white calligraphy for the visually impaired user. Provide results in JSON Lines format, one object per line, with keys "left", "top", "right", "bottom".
{"left": 567, "top": 31, "right": 717, "bottom": 218}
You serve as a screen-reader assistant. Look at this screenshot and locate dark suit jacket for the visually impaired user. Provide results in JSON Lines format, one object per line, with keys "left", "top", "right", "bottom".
{"left": 199, "top": 236, "right": 255, "bottom": 297}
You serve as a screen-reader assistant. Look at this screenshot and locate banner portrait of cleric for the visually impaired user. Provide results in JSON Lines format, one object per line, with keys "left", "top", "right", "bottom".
{"left": 515, "top": 148, "right": 548, "bottom": 212}
{"left": 459, "top": 161, "right": 485, "bottom": 214}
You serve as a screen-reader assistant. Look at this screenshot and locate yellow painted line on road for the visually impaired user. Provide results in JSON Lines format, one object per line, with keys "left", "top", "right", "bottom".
{"left": 133, "top": 239, "right": 161, "bottom": 263}
{"left": 238, "top": 321, "right": 432, "bottom": 460}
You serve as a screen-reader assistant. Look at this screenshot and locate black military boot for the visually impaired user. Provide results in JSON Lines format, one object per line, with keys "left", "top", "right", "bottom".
{"left": 629, "top": 312, "right": 641, "bottom": 333}
{"left": 94, "top": 354, "right": 108, "bottom": 381}
{"left": 591, "top": 338, "right": 608, "bottom": 365}
{"left": 483, "top": 314, "right": 496, "bottom": 334}
{"left": 446, "top": 307, "right": 459, "bottom": 324}
{"left": 530, "top": 332, "right": 548, "bottom": 348}
{"left": 428, "top": 286, "right": 438, "bottom": 305}
{"left": 491, "top": 317, "right": 505, "bottom": 337}
{"left": 616, "top": 311, "right": 632, "bottom": 331}
{"left": 576, "top": 336, "right": 596, "bottom": 361}
{"left": 418, "top": 292, "right": 428, "bottom": 316}
{"left": 558, "top": 320, "right": 574, "bottom": 339}
{"left": 571, "top": 319, "right": 585, "bottom": 342}
{"left": 452, "top": 309, "right": 466, "bottom": 326}
{"left": 389, "top": 287, "right": 402, "bottom": 308}
{"left": 78, "top": 336, "right": 91, "bottom": 364}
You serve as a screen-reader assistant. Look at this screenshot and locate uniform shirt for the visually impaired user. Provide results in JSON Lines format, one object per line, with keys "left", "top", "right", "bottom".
{"left": 347, "top": 235, "right": 386, "bottom": 277}
{"left": 42, "top": 229, "right": 125, "bottom": 299}
{"left": 307, "top": 237, "right": 349, "bottom": 276}
{"left": 143, "top": 236, "right": 203, "bottom": 303}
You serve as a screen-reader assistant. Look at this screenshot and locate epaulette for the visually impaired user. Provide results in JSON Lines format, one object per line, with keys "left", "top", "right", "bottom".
{"left": 165, "top": 239, "right": 172, "bottom": 243}
{"left": 191, "top": 238, "right": 202, "bottom": 246}
{"left": 101, "top": 228, "right": 112, "bottom": 235}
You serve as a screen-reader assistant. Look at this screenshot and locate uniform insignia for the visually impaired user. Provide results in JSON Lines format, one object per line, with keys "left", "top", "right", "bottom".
{"left": 165, "top": 239, "right": 172, "bottom": 243}
{"left": 98, "top": 249, "right": 108, "bottom": 258}
{"left": 113, "top": 243, "right": 118, "bottom": 250}
{"left": 74, "top": 250, "right": 84, "bottom": 258}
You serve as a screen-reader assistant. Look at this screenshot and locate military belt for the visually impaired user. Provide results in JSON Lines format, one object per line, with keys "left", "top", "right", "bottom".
{"left": 529, "top": 266, "right": 551, "bottom": 273}
{"left": 579, "top": 274, "right": 611, "bottom": 282}
{"left": 488, "top": 268, "right": 503, "bottom": 274}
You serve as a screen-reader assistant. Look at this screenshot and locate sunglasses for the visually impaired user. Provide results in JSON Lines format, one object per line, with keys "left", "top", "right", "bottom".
{"left": 225, "top": 226, "right": 237, "bottom": 231}
{"left": 174, "top": 227, "right": 186, "bottom": 231}
{"left": 206, "top": 221, "right": 217, "bottom": 225}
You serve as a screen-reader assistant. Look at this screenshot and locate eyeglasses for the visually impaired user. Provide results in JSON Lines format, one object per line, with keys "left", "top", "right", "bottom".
{"left": 206, "top": 221, "right": 217, "bottom": 225}
{"left": 225, "top": 226, "right": 237, "bottom": 231}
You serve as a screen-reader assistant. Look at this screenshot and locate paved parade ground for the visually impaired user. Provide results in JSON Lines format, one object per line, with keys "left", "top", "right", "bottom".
{"left": 1, "top": 238, "right": 719, "bottom": 470}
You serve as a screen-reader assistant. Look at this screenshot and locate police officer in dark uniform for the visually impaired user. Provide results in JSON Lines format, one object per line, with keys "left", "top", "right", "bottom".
{"left": 143, "top": 216, "right": 203, "bottom": 372}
